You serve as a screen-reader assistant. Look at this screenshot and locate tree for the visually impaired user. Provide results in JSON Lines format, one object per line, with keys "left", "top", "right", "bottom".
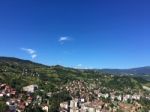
{"left": 0, "top": 101, "right": 8, "bottom": 112}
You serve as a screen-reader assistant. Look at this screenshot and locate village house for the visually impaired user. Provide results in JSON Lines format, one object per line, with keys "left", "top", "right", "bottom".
{"left": 23, "top": 84, "right": 38, "bottom": 93}
{"left": 60, "top": 101, "right": 69, "bottom": 111}
{"left": 41, "top": 104, "right": 49, "bottom": 112}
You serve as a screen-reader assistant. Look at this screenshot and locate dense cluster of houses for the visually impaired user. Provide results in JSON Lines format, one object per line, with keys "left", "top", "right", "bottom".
{"left": 60, "top": 96, "right": 143, "bottom": 112}
{"left": 60, "top": 80, "right": 150, "bottom": 112}
{"left": 60, "top": 98, "right": 142, "bottom": 112}
{"left": 0, "top": 79, "right": 149, "bottom": 112}
{"left": 0, "top": 83, "right": 48, "bottom": 112}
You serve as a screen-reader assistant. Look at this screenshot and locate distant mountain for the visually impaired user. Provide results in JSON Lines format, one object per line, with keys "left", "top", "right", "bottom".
{"left": 101, "top": 66, "right": 150, "bottom": 75}
{"left": 0, "top": 56, "right": 48, "bottom": 67}
{"left": 1, "top": 57, "right": 150, "bottom": 76}
{"left": 0, "top": 56, "right": 150, "bottom": 83}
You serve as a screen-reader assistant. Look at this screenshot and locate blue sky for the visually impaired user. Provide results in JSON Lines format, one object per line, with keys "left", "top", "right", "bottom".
{"left": 0, "top": 0, "right": 150, "bottom": 69}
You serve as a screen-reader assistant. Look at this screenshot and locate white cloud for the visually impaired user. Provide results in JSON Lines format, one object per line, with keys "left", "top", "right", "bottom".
{"left": 21, "top": 48, "right": 37, "bottom": 59}
{"left": 59, "top": 37, "right": 69, "bottom": 41}
{"left": 31, "top": 54, "right": 37, "bottom": 59}
{"left": 74, "top": 64, "right": 82, "bottom": 69}
{"left": 77, "top": 64, "right": 82, "bottom": 67}
{"left": 21, "top": 48, "right": 36, "bottom": 54}
{"left": 58, "top": 36, "right": 71, "bottom": 44}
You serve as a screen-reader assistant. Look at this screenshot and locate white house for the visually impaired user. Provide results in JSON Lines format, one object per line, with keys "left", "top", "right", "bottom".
{"left": 42, "top": 105, "right": 49, "bottom": 112}
{"left": 23, "top": 85, "right": 38, "bottom": 93}
{"left": 60, "top": 102, "right": 68, "bottom": 110}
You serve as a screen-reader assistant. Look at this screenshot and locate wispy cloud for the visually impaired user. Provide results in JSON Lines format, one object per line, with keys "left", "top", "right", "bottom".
{"left": 31, "top": 54, "right": 37, "bottom": 59}
{"left": 21, "top": 48, "right": 37, "bottom": 59}
{"left": 74, "top": 64, "right": 82, "bottom": 69}
{"left": 77, "top": 64, "right": 82, "bottom": 67}
{"left": 58, "top": 36, "right": 71, "bottom": 44}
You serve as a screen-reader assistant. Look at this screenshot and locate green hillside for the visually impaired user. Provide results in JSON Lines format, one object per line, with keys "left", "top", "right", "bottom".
{"left": 0, "top": 57, "right": 150, "bottom": 111}
{"left": 0, "top": 57, "right": 146, "bottom": 92}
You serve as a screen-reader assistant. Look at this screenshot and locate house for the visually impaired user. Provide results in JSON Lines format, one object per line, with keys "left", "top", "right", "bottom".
{"left": 47, "top": 92, "right": 52, "bottom": 97}
{"left": 42, "top": 104, "right": 49, "bottom": 112}
{"left": 123, "top": 95, "right": 131, "bottom": 102}
{"left": 6, "top": 100, "right": 17, "bottom": 112}
{"left": 0, "top": 93, "right": 4, "bottom": 97}
{"left": 81, "top": 100, "right": 105, "bottom": 112}
{"left": 81, "top": 98, "right": 85, "bottom": 103}
{"left": 116, "top": 95, "right": 122, "bottom": 101}
{"left": 23, "top": 84, "right": 38, "bottom": 93}
{"left": 9, "top": 103, "right": 17, "bottom": 112}
{"left": 132, "top": 95, "right": 140, "bottom": 100}
{"left": 18, "top": 101, "right": 26, "bottom": 111}
{"left": 60, "top": 102, "right": 68, "bottom": 110}
{"left": 70, "top": 99, "right": 78, "bottom": 109}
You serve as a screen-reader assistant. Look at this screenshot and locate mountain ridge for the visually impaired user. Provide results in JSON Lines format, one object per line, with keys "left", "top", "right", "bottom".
{"left": 0, "top": 56, "right": 150, "bottom": 76}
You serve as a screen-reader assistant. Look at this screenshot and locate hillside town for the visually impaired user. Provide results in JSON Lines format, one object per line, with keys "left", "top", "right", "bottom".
{"left": 60, "top": 80, "right": 150, "bottom": 112}
{"left": 0, "top": 79, "right": 150, "bottom": 112}
{"left": 0, "top": 83, "right": 48, "bottom": 112}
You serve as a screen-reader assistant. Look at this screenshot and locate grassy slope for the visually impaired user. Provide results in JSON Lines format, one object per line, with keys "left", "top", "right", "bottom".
{"left": 0, "top": 57, "right": 147, "bottom": 92}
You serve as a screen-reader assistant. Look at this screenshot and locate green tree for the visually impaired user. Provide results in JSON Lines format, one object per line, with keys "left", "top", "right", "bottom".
{"left": 0, "top": 101, "right": 8, "bottom": 112}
